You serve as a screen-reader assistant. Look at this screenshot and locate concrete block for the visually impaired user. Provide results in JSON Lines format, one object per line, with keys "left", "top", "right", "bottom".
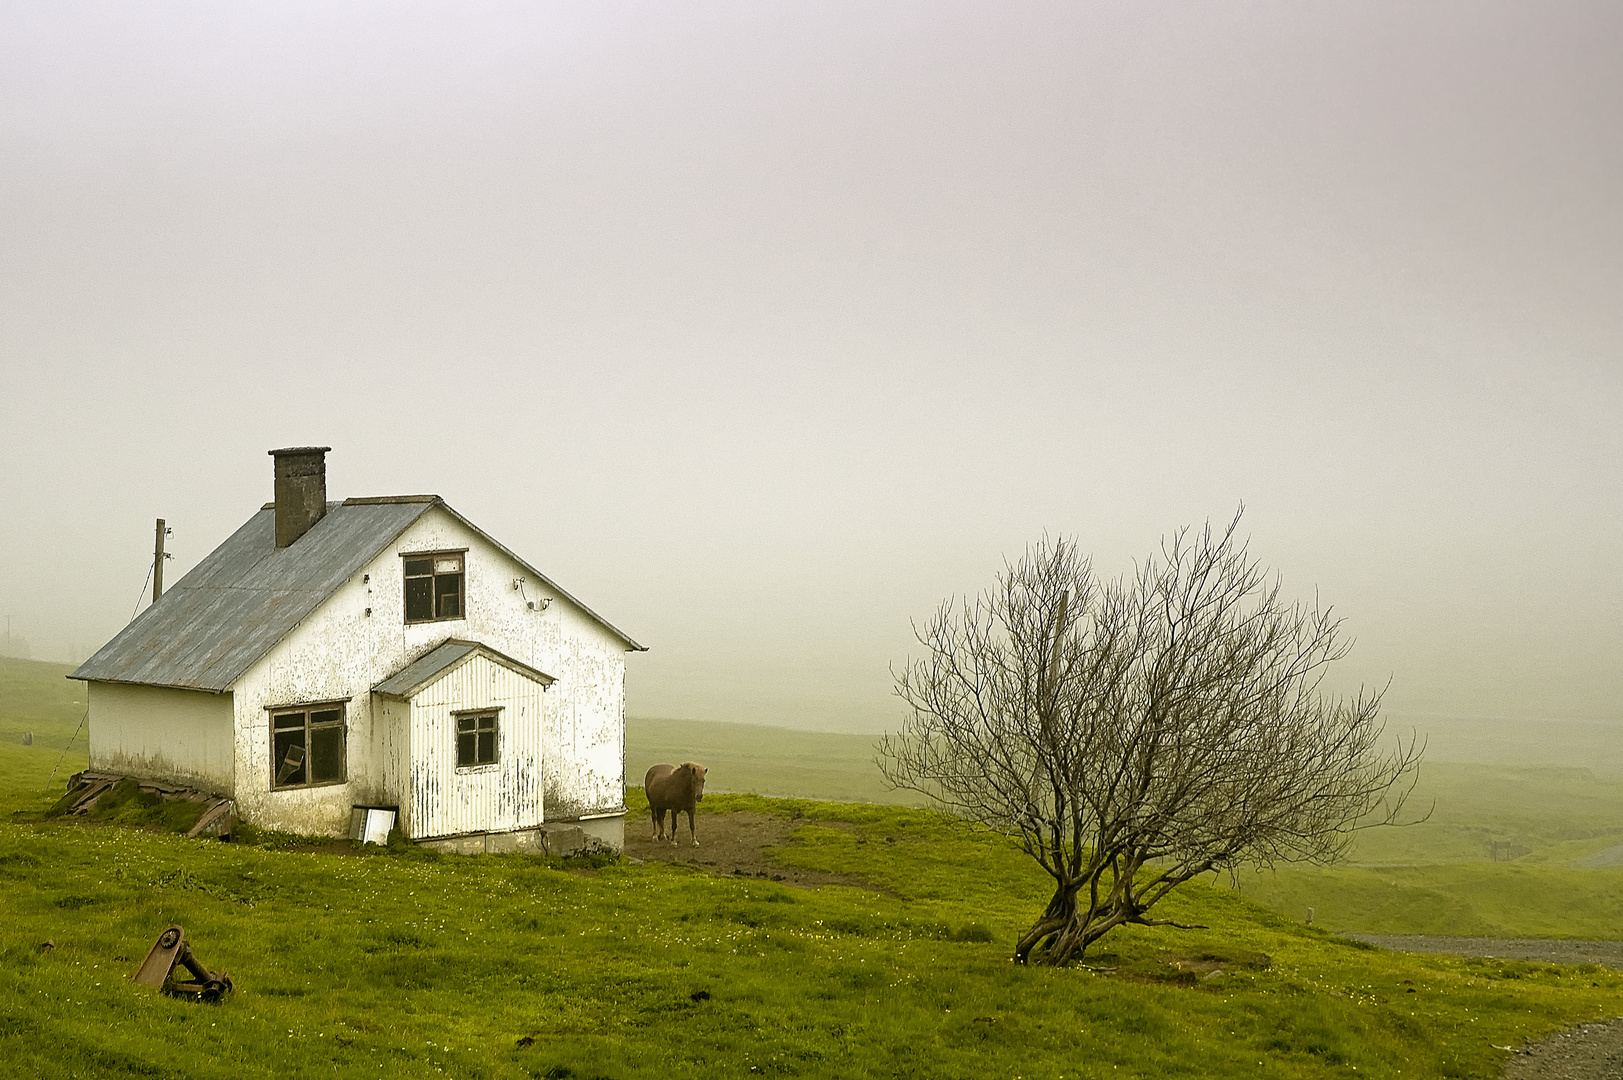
{"left": 485, "top": 829, "right": 546, "bottom": 854}
{"left": 419, "top": 833, "right": 486, "bottom": 855}
{"left": 540, "top": 824, "right": 587, "bottom": 856}
{"left": 577, "top": 814, "right": 625, "bottom": 853}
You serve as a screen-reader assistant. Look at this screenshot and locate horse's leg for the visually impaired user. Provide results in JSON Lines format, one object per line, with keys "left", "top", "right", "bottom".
{"left": 651, "top": 805, "right": 661, "bottom": 840}
{"left": 687, "top": 807, "right": 698, "bottom": 847}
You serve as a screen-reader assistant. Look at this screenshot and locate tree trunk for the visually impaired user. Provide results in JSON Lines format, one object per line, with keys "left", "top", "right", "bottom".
{"left": 1015, "top": 883, "right": 1141, "bottom": 966}
{"left": 1013, "top": 882, "right": 1077, "bottom": 964}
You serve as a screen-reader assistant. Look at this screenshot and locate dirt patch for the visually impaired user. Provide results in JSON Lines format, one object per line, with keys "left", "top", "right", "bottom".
{"left": 1343, "top": 935, "right": 1623, "bottom": 970}
{"left": 1086, "top": 947, "right": 1272, "bottom": 987}
{"left": 1502, "top": 1017, "right": 1623, "bottom": 1080}
{"left": 624, "top": 810, "right": 883, "bottom": 892}
{"left": 1576, "top": 843, "right": 1623, "bottom": 868}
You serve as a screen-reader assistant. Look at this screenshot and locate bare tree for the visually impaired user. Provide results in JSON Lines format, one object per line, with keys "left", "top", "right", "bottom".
{"left": 879, "top": 512, "right": 1420, "bottom": 966}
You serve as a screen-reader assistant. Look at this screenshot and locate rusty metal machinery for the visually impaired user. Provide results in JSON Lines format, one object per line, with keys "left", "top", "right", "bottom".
{"left": 130, "top": 925, "right": 233, "bottom": 1003}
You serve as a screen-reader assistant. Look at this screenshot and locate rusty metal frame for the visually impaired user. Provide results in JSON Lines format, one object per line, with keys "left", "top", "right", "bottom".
{"left": 131, "top": 925, "right": 232, "bottom": 1002}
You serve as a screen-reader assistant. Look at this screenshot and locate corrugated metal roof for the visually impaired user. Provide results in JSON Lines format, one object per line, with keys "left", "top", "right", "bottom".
{"left": 71, "top": 500, "right": 434, "bottom": 692}
{"left": 373, "top": 638, "right": 554, "bottom": 698}
{"left": 374, "top": 640, "right": 478, "bottom": 697}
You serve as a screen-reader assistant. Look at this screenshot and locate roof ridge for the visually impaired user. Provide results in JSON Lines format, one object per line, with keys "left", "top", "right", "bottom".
{"left": 342, "top": 495, "right": 441, "bottom": 506}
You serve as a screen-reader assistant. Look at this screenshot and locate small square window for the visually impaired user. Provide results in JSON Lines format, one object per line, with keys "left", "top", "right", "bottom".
{"left": 403, "top": 551, "right": 465, "bottom": 622}
{"left": 456, "top": 711, "right": 498, "bottom": 768}
{"left": 270, "top": 705, "right": 347, "bottom": 789}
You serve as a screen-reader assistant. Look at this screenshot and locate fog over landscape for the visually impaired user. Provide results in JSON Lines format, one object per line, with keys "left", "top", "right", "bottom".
{"left": 1, "top": 1, "right": 1618, "bottom": 735}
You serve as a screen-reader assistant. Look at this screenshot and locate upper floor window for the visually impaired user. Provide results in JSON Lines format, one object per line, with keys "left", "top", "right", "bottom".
{"left": 271, "top": 704, "right": 346, "bottom": 789}
{"left": 404, "top": 551, "right": 464, "bottom": 622}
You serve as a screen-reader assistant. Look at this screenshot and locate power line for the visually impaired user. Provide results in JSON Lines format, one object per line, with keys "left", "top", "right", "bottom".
{"left": 48, "top": 702, "right": 89, "bottom": 789}
{"left": 128, "top": 562, "right": 155, "bottom": 624}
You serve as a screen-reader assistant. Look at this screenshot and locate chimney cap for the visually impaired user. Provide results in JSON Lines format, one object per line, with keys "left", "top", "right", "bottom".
{"left": 268, "top": 446, "right": 333, "bottom": 457}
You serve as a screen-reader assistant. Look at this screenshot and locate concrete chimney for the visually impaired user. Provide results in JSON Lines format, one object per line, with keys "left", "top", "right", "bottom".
{"left": 269, "top": 446, "right": 332, "bottom": 548}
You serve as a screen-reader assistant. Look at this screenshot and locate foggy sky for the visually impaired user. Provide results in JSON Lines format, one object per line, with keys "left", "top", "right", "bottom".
{"left": 2, "top": 2, "right": 1618, "bottom": 731}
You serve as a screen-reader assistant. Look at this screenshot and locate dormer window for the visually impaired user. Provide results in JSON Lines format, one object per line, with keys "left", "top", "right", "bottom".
{"left": 403, "top": 551, "right": 465, "bottom": 622}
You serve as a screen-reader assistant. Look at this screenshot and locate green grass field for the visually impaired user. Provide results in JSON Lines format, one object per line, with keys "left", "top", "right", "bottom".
{"left": 5, "top": 656, "right": 1623, "bottom": 1078}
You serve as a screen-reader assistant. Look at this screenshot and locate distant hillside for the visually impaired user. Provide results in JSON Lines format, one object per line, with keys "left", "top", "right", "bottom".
{"left": 1395, "top": 712, "right": 1623, "bottom": 776}
{"left": 627, "top": 716, "right": 923, "bottom": 806}
{"left": 0, "top": 655, "right": 80, "bottom": 746}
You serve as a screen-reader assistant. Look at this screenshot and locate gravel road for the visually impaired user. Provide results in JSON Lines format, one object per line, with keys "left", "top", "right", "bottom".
{"left": 1343, "top": 935, "right": 1623, "bottom": 969}
{"left": 1501, "top": 1018, "right": 1623, "bottom": 1080}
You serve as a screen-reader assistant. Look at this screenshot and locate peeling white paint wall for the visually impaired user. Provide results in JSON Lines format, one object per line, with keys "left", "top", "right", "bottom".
{"left": 86, "top": 683, "right": 234, "bottom": 792}
{"left": 226, "top": 505, "right": 630, "bottom": 838}
{"left": 400, "top": 653, "right": 547, "bottom": 840}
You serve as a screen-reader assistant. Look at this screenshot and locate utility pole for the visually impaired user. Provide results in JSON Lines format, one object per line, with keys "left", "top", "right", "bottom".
{"left": 153, "top": 519, "right": 167, "bottom": 604}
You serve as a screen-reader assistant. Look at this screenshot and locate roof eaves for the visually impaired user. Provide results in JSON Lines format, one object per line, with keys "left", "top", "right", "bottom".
{"left": 71, "top": 500, "right": 441, "bottom": 692}
{"left": 64, "top": 673, "right": 229, "bottom": 694}
{"left": 372, "top": 641, "right": 478, "bottom": 698}
{"left": 432, "top": 501, "right": 647, "bottom": 652}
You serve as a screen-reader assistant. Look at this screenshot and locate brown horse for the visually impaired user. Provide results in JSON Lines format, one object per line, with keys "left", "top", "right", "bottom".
{"left": 645, "top": 762, "right": 707, "bottom": 846}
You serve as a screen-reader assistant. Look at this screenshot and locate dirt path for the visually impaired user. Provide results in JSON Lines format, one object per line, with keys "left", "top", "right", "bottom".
{"left": 622, "top": 809, "right": 883, "bottom": 891}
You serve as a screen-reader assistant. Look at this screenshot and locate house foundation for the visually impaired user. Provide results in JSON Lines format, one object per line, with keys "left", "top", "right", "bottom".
{"left": 415, "top": 814, "right": 624, "bottom": 856}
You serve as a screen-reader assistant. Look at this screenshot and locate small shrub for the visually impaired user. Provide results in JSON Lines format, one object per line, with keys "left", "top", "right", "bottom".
{"left": 949, "top": 922, "right": 994, "bottom": 943}
{"left": 228, "top": 822, "right": 332, "bottom": 850}
{"left": 0, "top": 850, "right": 42, "bottom": 877}
{"left": 563, "top": 842, "right": 621, "bottom": 869}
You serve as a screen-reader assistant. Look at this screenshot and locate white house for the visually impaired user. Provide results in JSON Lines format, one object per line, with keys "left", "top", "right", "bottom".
{"left": 69, "top": 447, "right": 643, "bottom": 852}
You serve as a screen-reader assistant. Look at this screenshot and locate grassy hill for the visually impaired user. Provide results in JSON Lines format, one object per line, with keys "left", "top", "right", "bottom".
{"left": 5, "top": 656, "right": 1622, "bottom": 1078}
{"left": 0, "top": 656, "right": 85, "bottom": 817}
{"left": 627, "top": 716, "right": 920, "bottom": 806}
{"left": 1233, "top": 763, "right": 1623, "bottom": 939}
